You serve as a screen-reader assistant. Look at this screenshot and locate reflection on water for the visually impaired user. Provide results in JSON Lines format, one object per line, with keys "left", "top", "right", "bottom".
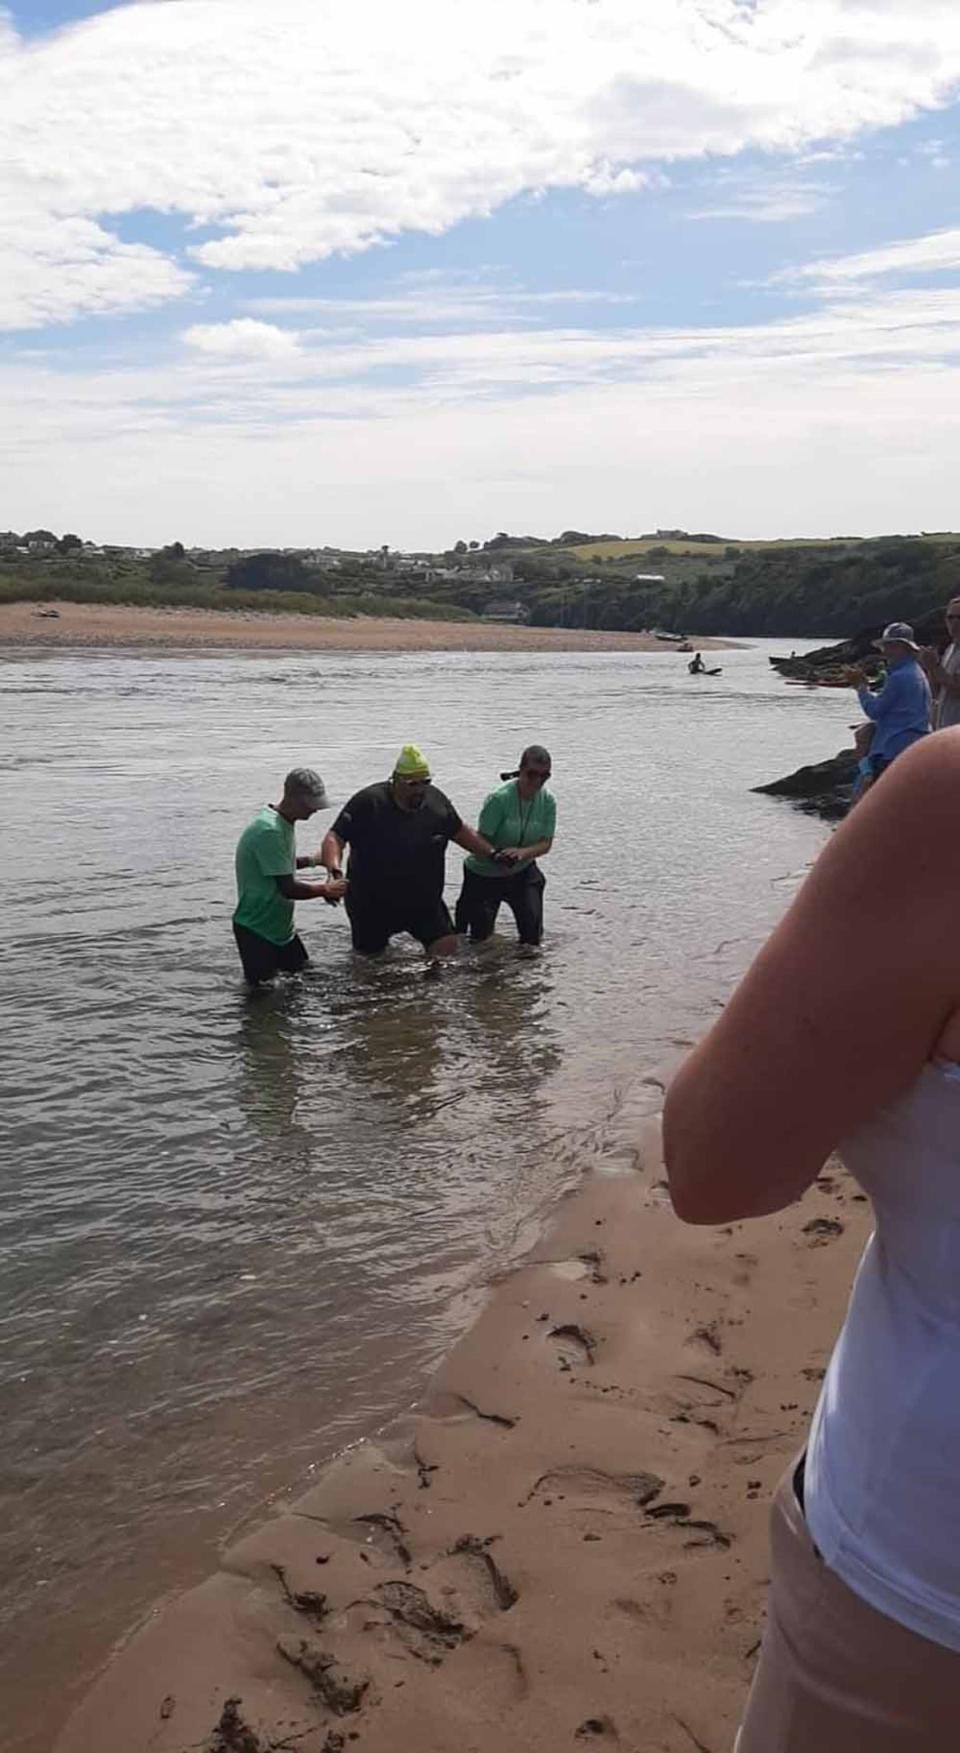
{"left": 0, "top": 640, "right": 849, "bottom": 1751}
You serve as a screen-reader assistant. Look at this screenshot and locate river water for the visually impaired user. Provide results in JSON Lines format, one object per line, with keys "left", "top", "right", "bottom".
{"left": 0, "top": 638, "right": 851, "bottom": 1749}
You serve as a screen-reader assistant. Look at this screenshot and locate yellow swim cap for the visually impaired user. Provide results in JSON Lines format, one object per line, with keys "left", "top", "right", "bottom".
{"left": 393, "top": 743, "right": 431, "bottom": 779}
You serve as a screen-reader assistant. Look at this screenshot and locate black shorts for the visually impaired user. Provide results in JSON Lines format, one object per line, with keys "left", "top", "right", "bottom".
{"left": 345, "top": 892, "right": 455, "bottom": 955}
{"left": 454, "top": 863, "right": 546, "bottom": 946}
{"left": 233, "top": 923, "right": 309, "bottom": 986}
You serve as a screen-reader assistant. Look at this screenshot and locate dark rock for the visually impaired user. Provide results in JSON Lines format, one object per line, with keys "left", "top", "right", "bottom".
{"left": 753, "top": 748, "right": 858, "bottom": 820}
{"left": 769, "top": 608, "right": 946, "bottom": 684}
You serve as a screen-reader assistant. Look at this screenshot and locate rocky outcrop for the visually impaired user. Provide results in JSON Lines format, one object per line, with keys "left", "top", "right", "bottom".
{"left": 769, "top": 609, "right": 945, "bottom": 686}
{"left": 753, "top": 748, "right": 858, "bottom": 821}
{"left": 759, "top": 611, "right": 947, "bottom": 816}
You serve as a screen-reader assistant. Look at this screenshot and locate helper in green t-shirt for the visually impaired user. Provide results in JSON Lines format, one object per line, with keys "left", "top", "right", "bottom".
{"left": 232, "top": 768, "right": 346, "bottom": 987}
{"left": 455, "top": 744, "right": 556, "bottom": 950}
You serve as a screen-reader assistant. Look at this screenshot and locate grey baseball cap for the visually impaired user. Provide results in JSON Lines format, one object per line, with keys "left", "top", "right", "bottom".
{"left": 876, "top": 621, "right": 919, "bottom": 650}
{"left": 284, "top": 767, "right": 328, "bottom": 805}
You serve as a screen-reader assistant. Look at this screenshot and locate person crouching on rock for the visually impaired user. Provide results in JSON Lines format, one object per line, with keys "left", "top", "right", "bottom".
{"left": 233, "top": 768, "right": 346, "bottom": 987}
{"left": 455, "top": 745, "right": 556, "bottom": 954}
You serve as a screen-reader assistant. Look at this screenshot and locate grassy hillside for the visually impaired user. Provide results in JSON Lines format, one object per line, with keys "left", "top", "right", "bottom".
{"left": 6, "top": 529, "right": 960, "bottom": 638}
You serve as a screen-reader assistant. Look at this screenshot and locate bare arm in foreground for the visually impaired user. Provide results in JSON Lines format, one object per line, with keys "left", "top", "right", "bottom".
{"left": 664, "top": 732, "right": 960, "bottom": 1225}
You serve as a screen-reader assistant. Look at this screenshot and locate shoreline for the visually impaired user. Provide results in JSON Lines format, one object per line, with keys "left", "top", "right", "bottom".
{"left": 0, "top": 600, "right": 733, "bottom": 654}
{"left": 54, "top": 1093, "right": 867, "bottom": 1753}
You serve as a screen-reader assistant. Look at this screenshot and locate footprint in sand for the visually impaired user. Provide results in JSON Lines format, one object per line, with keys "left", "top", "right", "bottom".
{"left": 576, "top": 1716, "right": 620, "bottom": 1742}
{"left": 687, "top": 1320, "right": 723, "bottom": 1357}
{"left": 802, "top": 1217, "right": 844, "bottom": 1246}
{"left": 547, "top": 1322, "right": 597, "bottom": 1370}
{"left": 612, "top": 1590, "right": 674, "bottom": 1630}
{"left": 524, "top": 1465, "right": 664, "bottom": 1513}
{"left": 351, "top": 1510, "right": 412, "bottom": 1568}
{"left": 340, "top": 1535, "right": 518, "bottom": 1668}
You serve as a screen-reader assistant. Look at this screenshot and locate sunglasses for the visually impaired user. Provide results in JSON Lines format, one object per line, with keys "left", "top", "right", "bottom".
{"left": 522, "top": 767, "right": 550, "bottom": 779}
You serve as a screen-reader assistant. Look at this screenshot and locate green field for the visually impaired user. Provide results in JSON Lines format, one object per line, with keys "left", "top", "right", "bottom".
{"left": 555, "top": 535, "right": 891, "bottom": 563}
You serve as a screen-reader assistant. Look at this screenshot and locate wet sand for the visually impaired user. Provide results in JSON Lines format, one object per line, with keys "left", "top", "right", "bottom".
{"left": 0, "top": 601, "right": 730, "bottom": 653}
{"left": 55, "top": 1099, "right": 866, "bottom": 1753}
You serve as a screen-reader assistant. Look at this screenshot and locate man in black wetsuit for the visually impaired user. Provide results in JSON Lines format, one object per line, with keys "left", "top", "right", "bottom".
{"left": 319, "top": 744, "right": 496, "bottom": 958}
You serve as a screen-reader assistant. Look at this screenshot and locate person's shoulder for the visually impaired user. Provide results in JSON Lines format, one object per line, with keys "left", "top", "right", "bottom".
{"left": 242, "top": 805, "right": 278, "bottom": 838}
{"left": 344, "top": 780, "right": 388, "bottom": 810}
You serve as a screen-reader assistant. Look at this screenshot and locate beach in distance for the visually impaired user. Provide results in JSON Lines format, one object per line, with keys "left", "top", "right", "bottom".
{"left": 0, "top": 599, "right": 732, "bottom": 653}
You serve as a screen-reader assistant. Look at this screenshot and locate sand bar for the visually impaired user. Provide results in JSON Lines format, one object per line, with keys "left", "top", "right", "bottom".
{"left": 0, "top": 601, "right": 731, "bottom": 654}
{"left": 55, "top": 1093, "right": 866, "bottom": 1753}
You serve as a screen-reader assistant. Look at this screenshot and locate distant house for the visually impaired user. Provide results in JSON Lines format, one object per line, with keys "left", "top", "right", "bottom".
{"left": 635, "top": 572, "right": 666, "bottom": 582}
{"left": 470, "top": 559, "right": 514, "bottom": 583}
{"left": 482, "top": 598, "right": 528, "bottom": 624}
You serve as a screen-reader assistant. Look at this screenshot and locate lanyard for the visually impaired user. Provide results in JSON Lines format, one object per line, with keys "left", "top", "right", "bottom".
{"left": 516, "top": 784, "right": 534, "bottom": 847}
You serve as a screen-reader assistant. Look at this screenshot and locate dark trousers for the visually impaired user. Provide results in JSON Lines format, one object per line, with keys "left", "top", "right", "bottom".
{"left": 455, "top": 864, "right": 545, "bottom": 946}
{"left": 233, "top": 923, "right": 309, "bottom": 986}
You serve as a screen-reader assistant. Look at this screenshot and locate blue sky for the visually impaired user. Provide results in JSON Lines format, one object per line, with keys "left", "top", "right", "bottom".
{"left": 4, "top": 0, "right": 960, "bottom": 547}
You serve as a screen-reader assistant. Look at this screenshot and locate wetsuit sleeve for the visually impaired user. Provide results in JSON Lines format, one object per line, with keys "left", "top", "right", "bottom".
{"left": 441, "top": 793, "right": 463, "bottom": 838}
{"left": 329, "top": 791, "right": 364, "bottom": 845}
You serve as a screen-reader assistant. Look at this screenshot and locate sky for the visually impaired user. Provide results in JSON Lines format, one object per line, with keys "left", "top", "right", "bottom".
{"left": 3, "top": 1, "right": 960, "bottom": 549}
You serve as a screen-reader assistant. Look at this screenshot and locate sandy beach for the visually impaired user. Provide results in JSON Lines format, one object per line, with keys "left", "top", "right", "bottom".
{"left": 0, "top": 601, "right": 730, "bottom": 654}
{"left": 55, "top": 1090, "right": 866, "bottom": 1753}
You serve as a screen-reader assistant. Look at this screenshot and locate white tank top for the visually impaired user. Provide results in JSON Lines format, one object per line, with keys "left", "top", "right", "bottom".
{"left": 806, "top": 1059, "right": 960, "bottom": 1649}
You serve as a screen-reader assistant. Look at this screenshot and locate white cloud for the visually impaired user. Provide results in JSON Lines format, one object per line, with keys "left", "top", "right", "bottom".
{"left": 6, "top": 275, "right": 960, "bottom": 544}
{"left": 781, "top": 226, "right": 960, "bottom": 286}
{"left": 686, "top": 171, "right": 833, "bottom": 222}
{"left": 0, "top": 206, "right": 193, "bottom": 330}
{"left": 183, "top": 318, "right": 301, "bottom": 358}
{"left": 4, "top": 0, "right": 960, "bottom": 329}
{"left": 243, "top": 282, "right": 642, "bottom": 326}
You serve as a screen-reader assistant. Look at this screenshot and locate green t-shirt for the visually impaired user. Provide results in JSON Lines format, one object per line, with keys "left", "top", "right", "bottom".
{"left": 233, "top": 806, "right": 296, "bottom": 944}
{"left": 465, "top": 780, "right": 557, "bottom": 877}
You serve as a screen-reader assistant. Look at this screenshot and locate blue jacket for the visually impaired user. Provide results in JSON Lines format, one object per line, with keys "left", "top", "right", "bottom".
{"left": 858, "top": 656, "right": 931, "bottom": 765}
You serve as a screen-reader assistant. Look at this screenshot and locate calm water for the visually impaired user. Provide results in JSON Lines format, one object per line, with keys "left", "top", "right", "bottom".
{"left": 0, "top": 639, "right": 851, "bottom": 1749}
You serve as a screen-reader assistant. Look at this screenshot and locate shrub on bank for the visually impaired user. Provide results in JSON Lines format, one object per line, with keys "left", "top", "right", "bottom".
{"left": 0, "top": 571, "right": 475, "bottom": 623}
